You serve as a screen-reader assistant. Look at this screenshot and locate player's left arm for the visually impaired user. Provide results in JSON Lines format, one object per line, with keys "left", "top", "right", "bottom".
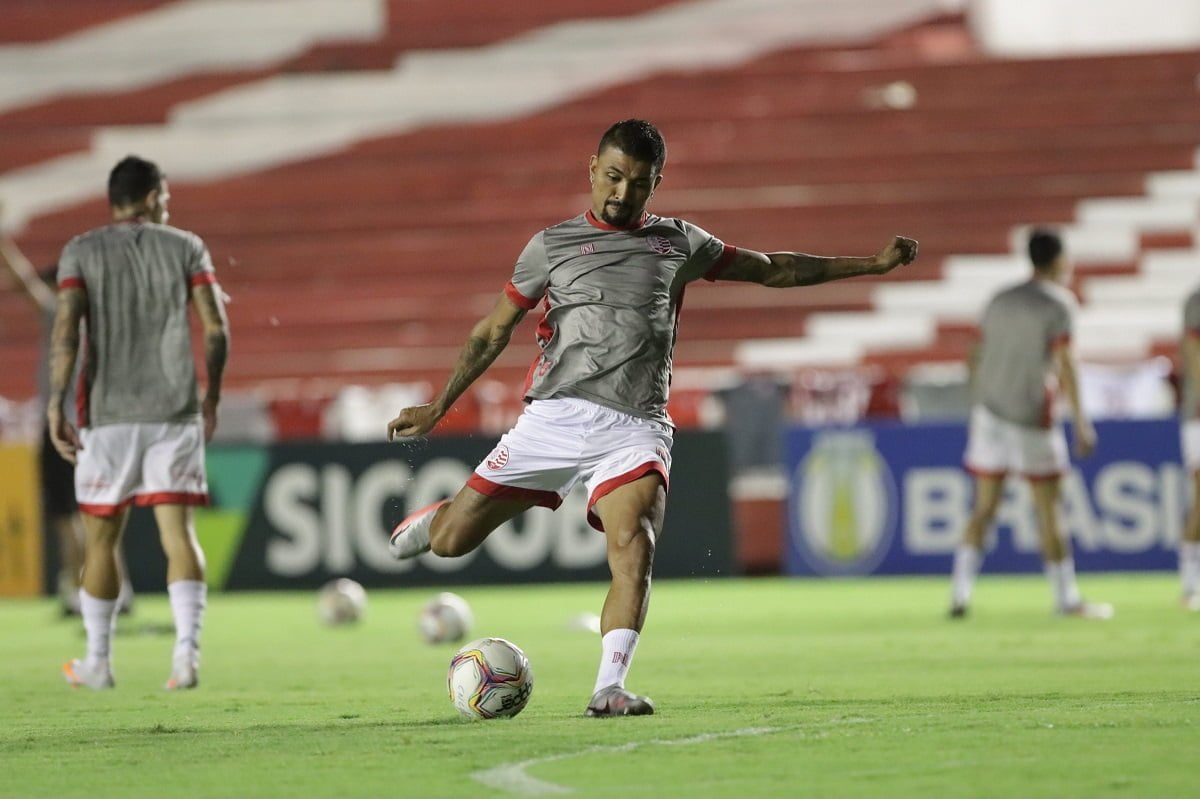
{"left": 47, "top": 287, "right": 87, "bottom": 463}
{"left": 1053, "top": 341, "right": 1096, "bottom": 458}
{"left": 716, "top": 236, "right": 918, "bottom": 287}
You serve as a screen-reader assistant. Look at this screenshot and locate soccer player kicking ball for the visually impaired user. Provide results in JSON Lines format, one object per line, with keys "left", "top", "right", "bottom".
{"left": 387, "top": 119, "right": 918, "bottom": 716}
{"left": 1178, "top": 285, "right": 1200, "bottom": 611}
{"left": 50, "top": 157, "right": 229, "bottom": 690}
{"left": 948, "top": 229, "right": 1111, "bottom": 620}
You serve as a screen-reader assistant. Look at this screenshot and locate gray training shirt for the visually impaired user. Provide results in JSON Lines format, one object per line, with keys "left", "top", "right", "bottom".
{"left": 57, "top": 220, "right": 216, "bottom": 427}
{"left": 974, "top": 279, "right": 1075, "bottom": 429}
{"left": 506, "top": 211, "right": 735, "bottom": 424}
{"left": 1182, "top": 284, "right": 1200, "bottom": 419}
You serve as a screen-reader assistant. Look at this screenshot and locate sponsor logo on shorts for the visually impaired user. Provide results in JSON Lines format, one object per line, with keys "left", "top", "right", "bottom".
{"left": 580, "top": 242, "right": 595, "bottom": 255}
{"left": 485, "top": 445, "right": 510, "bottom": 471}
{"left": 646, "top": 235, "right": 674, "bottom": 255}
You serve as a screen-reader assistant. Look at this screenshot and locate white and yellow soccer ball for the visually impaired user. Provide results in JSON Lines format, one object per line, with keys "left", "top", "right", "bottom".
{"left": 447, "top": 637, "right": 534, "bottom": 719}
{"left": 317, "top": 578, "right": 367, "bottom": 626}
{"left": 418, "top": 591, "right": 473, "bottom": 644}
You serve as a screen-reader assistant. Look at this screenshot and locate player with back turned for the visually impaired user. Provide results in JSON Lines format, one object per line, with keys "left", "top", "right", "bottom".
{"left": 386, "top": 119, "right": 918, "bottom": 716}
{"left": 50, "top": 156, "right": 230, "bottom": 690}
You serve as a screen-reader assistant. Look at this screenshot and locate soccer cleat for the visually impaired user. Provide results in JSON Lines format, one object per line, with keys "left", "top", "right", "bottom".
{"left": 585, "top": 685, "right": 655, "bottom": 717}
{"left": 1058, "top": 601, "right": 1114, "bottom": 620}
{"left": 389, "top": 500, "right": 448, "bottom": 560}
{"left": 165, "top": 661, "right": 199, "bottom": 691}
{"left": 948, "top": 603, "right": 968, "bottom": 620}
{"left": 62, "top": 658, "right": 114, "bottom": 690}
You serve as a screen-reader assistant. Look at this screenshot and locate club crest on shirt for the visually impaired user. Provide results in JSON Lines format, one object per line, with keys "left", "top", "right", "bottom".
{"left": 646, "top": 235, "right": 674, "bottom": 255}
{"left": 580, "top": 242, "right": 595, "bottom": 255}
{"left": 485, "top": 445, "right": 510, "bottom": 471}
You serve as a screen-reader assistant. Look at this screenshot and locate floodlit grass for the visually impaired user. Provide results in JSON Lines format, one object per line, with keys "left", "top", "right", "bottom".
{"left": 1, "top": 574, "right": 1196, "bottom": 798}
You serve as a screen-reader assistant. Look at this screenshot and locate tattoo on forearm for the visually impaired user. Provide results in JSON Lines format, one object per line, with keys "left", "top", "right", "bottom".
{"left": 47, "top": 292, "right": 85, "bottom": 410}
{"left": 439, "top": 332, "right": 509, "bottom": 408}
{"left": 204, "top": 331, "right": 227, "bottom": 400}
{"left": 771, "top": 253, "right": 877, "bottom": 287}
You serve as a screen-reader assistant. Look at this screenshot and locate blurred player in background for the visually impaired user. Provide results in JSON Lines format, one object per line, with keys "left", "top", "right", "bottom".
{"left": 1178, "top": 286, "right": 1200, "bottom": 611}
{"left": 50, "top": 156, "right": 229, "bottom": 690}
{"left": 948, "top": 229, "right": 1110, "bottom": 619}
{"left": 0, "top": 207, "right": 133, "bottom": 617}
{"left": 387, "top": 119, "right": 918, "bottom": 716}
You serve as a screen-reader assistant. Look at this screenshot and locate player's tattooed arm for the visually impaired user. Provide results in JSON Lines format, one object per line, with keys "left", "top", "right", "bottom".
{"left": 718, "top": 236, "right": 918, "bottom": 287}
{"left": 46, "top": 286, "right": 87, "bottom": 461}
{"left": 191, "top": 281, "right": 230, "bottom": 441}
{"left": 388, "top": 293, "right": 527, "bottom": 440}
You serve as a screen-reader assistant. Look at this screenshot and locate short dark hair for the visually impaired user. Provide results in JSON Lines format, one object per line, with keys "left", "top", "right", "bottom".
{"left": 1027, "top": 228, "right": 1063, "bottom": 271}
{"left": 597, "top": 119, "right": 666, "bottom": 174}
{"left": 108, "top": 155, "right": 164, "bottom": 207}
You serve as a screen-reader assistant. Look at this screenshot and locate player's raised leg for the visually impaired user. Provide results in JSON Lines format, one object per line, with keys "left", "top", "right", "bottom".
{"left": 391, "top": 486, "right": 535, "bottom": 560}
{"left": 157, "top": 504, "right": 207, "bottom": 690}
{"left": 949, "top": 473, "right": 1004, "bottom": 618}
{"left": 63, "top": 509, "right": 128, "bottom": 689}
{"left": 585, "top": 475, "right": 663, "bottom": 717}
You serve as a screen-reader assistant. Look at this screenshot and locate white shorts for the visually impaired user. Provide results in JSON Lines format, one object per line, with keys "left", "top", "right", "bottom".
{"left": 1183, "top": 420, "right": 1200, "bottom": 471}
{"left": 468, "top": 397, "right": 673, "bottom": 531}
{"left": 963, "top": 405, "right": 1068, "bottom": 480}
{"left": 75, "top": 420, "right": 208, "bottom": 516}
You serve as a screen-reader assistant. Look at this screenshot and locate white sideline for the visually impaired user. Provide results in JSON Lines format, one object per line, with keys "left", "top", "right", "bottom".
{"left": 471, "top": 726, "right": 781, "bottom": 797}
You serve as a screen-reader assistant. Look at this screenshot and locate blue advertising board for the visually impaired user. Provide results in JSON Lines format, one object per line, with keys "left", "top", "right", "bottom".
{"left": 785, "top": 419, "right": 1185, "bottom": 576}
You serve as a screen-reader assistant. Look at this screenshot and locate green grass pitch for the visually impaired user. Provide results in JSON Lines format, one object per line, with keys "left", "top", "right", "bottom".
{"left": 1, "top": 574, "right": 1196, "bottom": 798}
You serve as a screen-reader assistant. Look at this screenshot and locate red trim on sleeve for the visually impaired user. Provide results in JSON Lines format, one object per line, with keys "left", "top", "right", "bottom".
{"left": 504, "top": 281, "right": 540, "bottom": 310}
{"left": 189, "top": 272, "right": 216, "bottom": 287}
{"left": 585, "top": 461, "right": 670, "bottom": 532}
{"left": 1050, "top": 333, "right": 1071, "bottom": 350}
{"left": 466, "top": 473, "right": 562, "bottom": 509}
{"left": 702, "top": 245, "right": 738, "bottom": 282}
{"left": 59, "top": 277, "right": 85, "bottom": 290}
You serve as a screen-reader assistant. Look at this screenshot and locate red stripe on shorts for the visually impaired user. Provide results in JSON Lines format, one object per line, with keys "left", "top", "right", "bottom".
{"left": 466, "top": 473, "right": 562, "bottom": 509}
{"left": 133, "top": 491, "right": 209, "bottom": 507}
{"left": 585, "top": 461, "right": 669, "bottom": 532}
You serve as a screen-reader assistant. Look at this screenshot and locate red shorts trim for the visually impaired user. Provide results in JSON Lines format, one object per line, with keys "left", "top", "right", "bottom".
{"left": 189, "top": 272, "right": 216, "bottom": 287}
{"left": 59, "top": 277, "right": 85, "bottom": 290}
{"left": 586, "top": 461, "right": 669, "bottom": 532}
{"left": 504, "top": 281, "right": 540, "bottom": 310}
{"left": 466, "top": 473, "right": 562, "bottom": 509}
{"left": 79, "top": 492, "right": 209, "bottom": 517}
{"left": 965, "top": 464, "right": 1007, "bottom": 480}
{"left": 134, "top": 491, "right": 209, "bottom": 507}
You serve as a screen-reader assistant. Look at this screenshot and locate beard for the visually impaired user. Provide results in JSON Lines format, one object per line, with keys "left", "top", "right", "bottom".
{"left": 600, "top": 202, "right": 635, "bottom": 226}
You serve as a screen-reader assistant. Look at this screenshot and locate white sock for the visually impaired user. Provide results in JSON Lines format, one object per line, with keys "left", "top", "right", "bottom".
{"left": 593, "top": 628, "right": 639, "bottom": 694}
{"left": 1181, "top": 542, "right": 1200, "bottom": 596}
{"left": 168, "top": 580, "right": 207, "bottom": 666}
{"left": 80, "top": 589, "right": 117, "bottom": 668}
{"left": 1045, "top": 557, "right": 1082, "bottom": 612}
{"left": 950, "top": 545, "right": 982, "bottom": 607}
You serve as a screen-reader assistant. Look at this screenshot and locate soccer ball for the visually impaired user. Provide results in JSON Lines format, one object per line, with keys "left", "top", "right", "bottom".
{"left": 447, "top": 637, "right": 534, "bottom": 719}
{"left": 418, "top": 591, "right": 474, "bottom": 644}
{"left": 317, "top": 578, "right": 367, "bottom": 625}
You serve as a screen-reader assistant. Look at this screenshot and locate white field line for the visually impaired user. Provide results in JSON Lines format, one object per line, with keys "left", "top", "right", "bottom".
{"left": 471, "top": 726, "right": 781, "bottom": 797}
